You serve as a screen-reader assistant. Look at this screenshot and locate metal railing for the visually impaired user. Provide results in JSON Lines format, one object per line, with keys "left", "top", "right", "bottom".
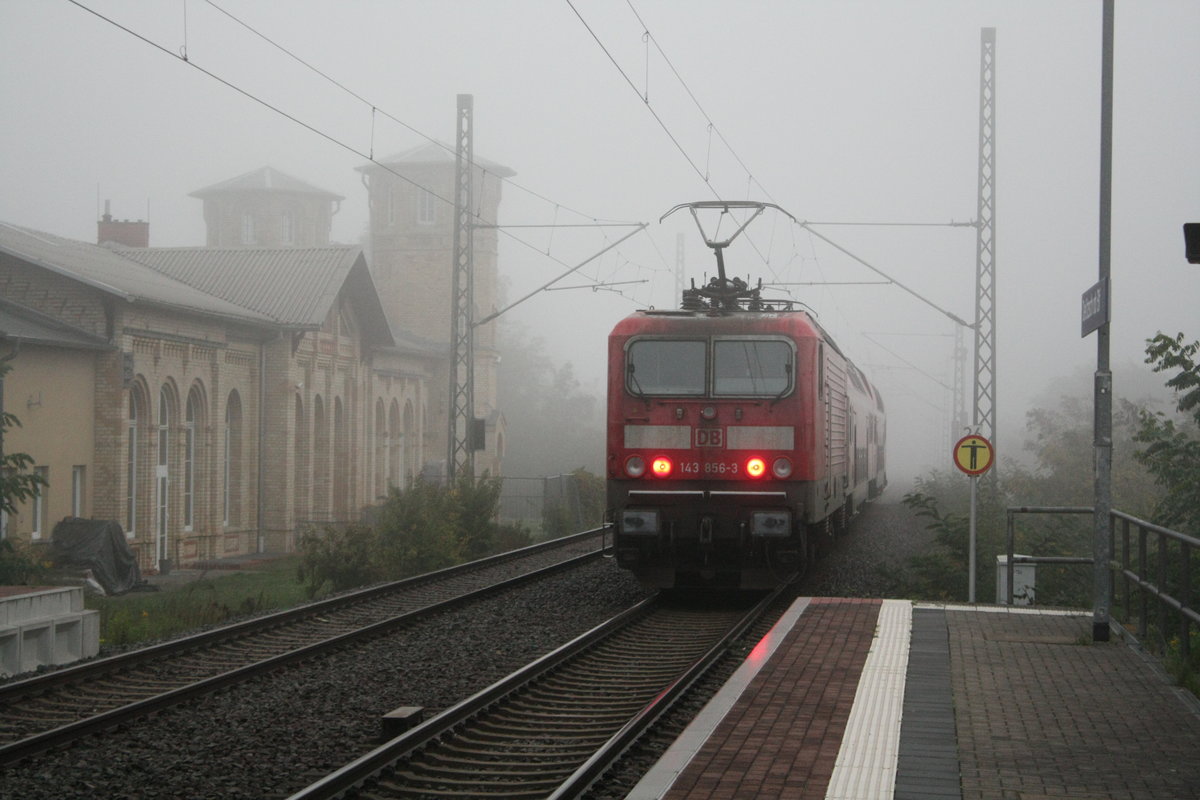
{"left": 1006, "top": 505, "right": 1198, "bottom": 661}
{"left": 1113, "top": 509, "right": 1199, "bottom": 663}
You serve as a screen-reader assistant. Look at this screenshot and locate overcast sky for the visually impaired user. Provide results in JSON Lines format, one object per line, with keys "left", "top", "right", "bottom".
{"left": 2, "top": 1, "right": 1197, "bottom": 485}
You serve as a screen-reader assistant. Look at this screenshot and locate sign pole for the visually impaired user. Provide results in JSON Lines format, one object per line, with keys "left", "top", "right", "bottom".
{"left": 969, "top": 476, "right": 978, "bottom": 602}
{"left": 1092, "top": 0, "right": 1115, "bottom": 643}
{"left": 953, "top": 433, "right": 995, "bottom": 603}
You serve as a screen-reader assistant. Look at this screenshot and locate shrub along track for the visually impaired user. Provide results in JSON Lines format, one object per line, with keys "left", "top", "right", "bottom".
{"left": 0, "top": 530, "right": 604, "bottom": 767}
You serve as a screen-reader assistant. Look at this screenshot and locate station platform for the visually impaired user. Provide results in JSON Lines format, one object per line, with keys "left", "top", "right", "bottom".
{"left": 630, "top": 598, "right": 1200, "bottom": 800}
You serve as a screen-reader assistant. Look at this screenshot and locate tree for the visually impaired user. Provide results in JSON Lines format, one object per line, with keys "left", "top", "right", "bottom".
{"left": 497, "top": 321, "right": 604, "bottom": 477}
{"left": 1134, "top": 332, "right": 1200, "bottom": 534}
{"left": 1005, "top": 395, "right": 1162, "bottom": 517}
{"left": 0, "top": 358, "right": 46, "bottom": 518}
{"left": 0, "top": 356, "right": 50, "bottom": 584}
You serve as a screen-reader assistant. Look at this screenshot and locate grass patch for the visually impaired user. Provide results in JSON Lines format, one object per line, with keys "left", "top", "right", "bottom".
{"left": 86, "top": 556, "right": 311, "bottom": 648}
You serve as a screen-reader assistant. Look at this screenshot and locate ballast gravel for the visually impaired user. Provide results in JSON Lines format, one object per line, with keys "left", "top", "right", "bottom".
{"left": 0, "top": 499, "right": 933, "bottom": 799}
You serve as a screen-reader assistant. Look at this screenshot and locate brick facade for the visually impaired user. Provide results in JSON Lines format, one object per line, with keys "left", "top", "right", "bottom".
{"left": 1, "top": 155, "right": 508, "bottom": 571}
{"left": 359, "top": 145, "right": 511, "bottom": 476}
{"left": 1, "top": 238, "right": 423, "bottom": 574}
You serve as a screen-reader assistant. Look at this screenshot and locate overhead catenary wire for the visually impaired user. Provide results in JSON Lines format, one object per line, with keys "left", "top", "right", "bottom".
{"left": 65, "top": 0, "right": 650, "bottom": 299}
{"left": 577, "top": 0, "right": 977, "bottom": 320}
{"left": 202, "top": 0, "right": 636, "bottom": 228}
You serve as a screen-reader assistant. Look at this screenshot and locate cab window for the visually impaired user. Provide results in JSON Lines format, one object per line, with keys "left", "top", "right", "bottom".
{"left": 713, "top": 339, "right": 792, "bottom": 396}
{"left": 627, "top": 339, "right": 706, "bottom": 396}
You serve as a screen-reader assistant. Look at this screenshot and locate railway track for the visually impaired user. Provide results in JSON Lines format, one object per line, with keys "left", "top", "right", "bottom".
{"left": 0, "top": 530, "right": 604, "bottom": 767}
{"left": 288, "top": 585, "right": 786, "bottom": 800}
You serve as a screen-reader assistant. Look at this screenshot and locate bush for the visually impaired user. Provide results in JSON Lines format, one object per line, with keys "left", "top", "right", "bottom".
{"left": 375, "top": 481, "right": 458, "bottom": 577}
{"left": 0, "top": 538, "right": 49, "bottom": 585}
{"left": 451, "top": 474, "right": 504, "bottom": 561}
{"left": 296, "top": 476, "right": 518, "bottom": 598}
{"left": 296, "top": 524, "right": 382, "bottom": 597}
{"left": 900, "top": 471, "right": 1009, "bottom": 603}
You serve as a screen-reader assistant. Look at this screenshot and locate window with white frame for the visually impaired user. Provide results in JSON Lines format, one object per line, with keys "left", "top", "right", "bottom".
{"left": 127, "top": 391, "right": 139, "bottom": 536}
{"left": 241, "top": 212, "right": 256, "bottom": 245}
{"left": 417, "top": 189, "right": 437, "bottom": 225}
{"left": 224, "top": 391, "right": 242, "bottom": 527}
{"left": 185, "top": 393, "right": 197, "bottom": 530}
{"left": 32, "top": 466, "right": 48, "bottom": 539}
{"left": 281, "top": 211, "right": 295, "bottom": 245}
{"left": 72, "top": 465, "right": 85, "bottom": 517}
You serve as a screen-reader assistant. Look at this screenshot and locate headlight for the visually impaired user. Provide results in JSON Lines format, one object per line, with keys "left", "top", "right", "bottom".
{"left": 625, "top": 455, "right": 646, "bottom": 478}
{"left": 772, "top": 457, "right": 793, "bottom": 478}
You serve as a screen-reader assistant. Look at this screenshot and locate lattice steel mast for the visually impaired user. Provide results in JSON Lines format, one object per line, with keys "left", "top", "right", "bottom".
{"left": 973, "top": 28, "right": 997, "bottom": 449}
{"left": 448, "top": 94, "right": 475, "bottom": 480}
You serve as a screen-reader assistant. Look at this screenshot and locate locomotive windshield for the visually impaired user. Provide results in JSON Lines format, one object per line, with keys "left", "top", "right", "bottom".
{"left": 626, "top": 337, "right": 793, "bottom": 398}
{"left": 627, "top": 339, "right": 706, "bottom": 395}
{"left": 713, "top": 339, "right": 791, "bottom": 396}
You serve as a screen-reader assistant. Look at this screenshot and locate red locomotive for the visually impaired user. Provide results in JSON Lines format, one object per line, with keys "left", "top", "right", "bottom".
{"left": 606, "top": 202, "right": 886, "bottom": 589}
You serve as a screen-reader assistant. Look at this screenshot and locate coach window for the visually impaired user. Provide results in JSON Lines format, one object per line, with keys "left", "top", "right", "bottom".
{"left": 713, "top": 339, "right": 792, "bottom": 396}
{"left": 627, "top": 339, "right": 706, "bottom": 396}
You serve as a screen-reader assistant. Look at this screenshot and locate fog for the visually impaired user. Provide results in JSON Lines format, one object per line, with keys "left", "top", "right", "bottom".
{"left": 2, "top": 1, "right": 1197, "bottom": 488}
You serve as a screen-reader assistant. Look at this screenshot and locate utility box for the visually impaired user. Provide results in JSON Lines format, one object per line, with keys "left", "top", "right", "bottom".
{"left": 996, "top": 555, "right": 1037, "bottom": 605}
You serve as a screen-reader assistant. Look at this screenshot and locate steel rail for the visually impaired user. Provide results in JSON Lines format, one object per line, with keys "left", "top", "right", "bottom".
{"left": 286, "top": 596, "right": 660, "bottom": 800}
{"left": 287, "top": 587, "right": 783, "bottom": 800}
{"left": 0, "top": 544, "right": 602, "bottom": 767}
{"left": 548, "top": 584, "right": 784, "bottom": 798}
{"left": 0, "top": 527, "right": 603, "bottom": 701}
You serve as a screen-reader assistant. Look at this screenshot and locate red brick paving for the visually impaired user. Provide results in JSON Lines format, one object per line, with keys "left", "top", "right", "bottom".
{"left": 663, "top": 598, "right": 882, "bottom": 800}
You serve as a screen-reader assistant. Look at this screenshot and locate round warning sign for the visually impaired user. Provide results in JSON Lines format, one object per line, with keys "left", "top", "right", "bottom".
{"left": 953, "top": 434, "right": 994, "bottom": 476}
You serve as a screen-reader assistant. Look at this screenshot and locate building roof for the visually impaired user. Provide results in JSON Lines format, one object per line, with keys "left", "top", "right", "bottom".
{"left": 189, "top": 166, "right": 344, "bottom": 200}
{"left": 389, "top": 325, "right": 446, "bottom": 356}
{"left": 116, "top": 246, "right": 394, "bottom": 347}
{"left": 360, "top": 141, "right": 515, "bottom": 178}
{"left": 0, "top": 222, "right": 275, "bottom": 325}
{"left": 0, "top": 297, "right": 111, "bottom": 350}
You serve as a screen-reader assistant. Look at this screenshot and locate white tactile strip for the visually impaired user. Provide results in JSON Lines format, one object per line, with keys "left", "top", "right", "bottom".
{"left": 625, "top": 597, "right": 813, "bottom": 800}
{"left": 916, "top": 602, "right": 1089, "bottom": 616}
{"left": 824, "top": 599, "right": 913, "bottom": 800}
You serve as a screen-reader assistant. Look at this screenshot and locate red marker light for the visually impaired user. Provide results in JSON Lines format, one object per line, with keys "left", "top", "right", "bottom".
{"left": 746, "top": 457, "right": 767, "bottom": 478}
{"left": 651, "top": 456, "right": 673, "bottom": 477}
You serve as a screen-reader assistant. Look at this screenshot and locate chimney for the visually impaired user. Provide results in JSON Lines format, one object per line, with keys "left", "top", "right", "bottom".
{"left": 98, "top": 200, "right": 150, "bottom": 248}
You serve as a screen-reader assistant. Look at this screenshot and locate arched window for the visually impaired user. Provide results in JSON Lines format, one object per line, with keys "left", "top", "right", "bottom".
{"left": 126, "top": 388, "right": 143, "bottom": 537}
{"left": 224, "top": 391, "right": 243, "bottom": 527}
{"left": 374, "top": 399, "right": 386, "bottom": 501}
{"left": 294, "top": 394, "right": 308, "bottom": 522}
{"left": 312, "top": 395, "right": 329, "bottom": 519}
{"left": 402, "top": 400, "right": 416, "bottom": 487}
{"left": 156, "top": 385, "right": 177, "bottom": 566}
{"left": 388, "top": 400, "right": 401, "bottom": 490}
{"left": 184, "top": 386, "right": 204, "bottom": 530}
{"left": 333, "top": 398, "right": 348, "bottom": 519}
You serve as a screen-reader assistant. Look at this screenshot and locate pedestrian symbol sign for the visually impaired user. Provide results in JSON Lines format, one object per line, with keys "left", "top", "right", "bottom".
{"left": 953, "top": 434, "right": 994, "bottom": 476}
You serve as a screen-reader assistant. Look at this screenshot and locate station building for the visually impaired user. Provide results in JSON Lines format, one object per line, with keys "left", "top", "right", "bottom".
{"left": 0, "top": 153, "right": 509, "bottom": 573}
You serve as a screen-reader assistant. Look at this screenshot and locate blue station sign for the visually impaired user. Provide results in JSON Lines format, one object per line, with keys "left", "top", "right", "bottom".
{"left": 1081, "top": 278, "right": 1109, "bottom": 338}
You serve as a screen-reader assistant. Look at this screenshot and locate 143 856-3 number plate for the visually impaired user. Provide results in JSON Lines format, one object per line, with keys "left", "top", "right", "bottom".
{"left": 679, "top": 460, "right": 740, "bottom": 476}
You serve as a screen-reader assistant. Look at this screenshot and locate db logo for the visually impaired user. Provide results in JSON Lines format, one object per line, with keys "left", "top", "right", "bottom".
{"left": 694, "top": 428, "right": 725, "bottom": 448}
